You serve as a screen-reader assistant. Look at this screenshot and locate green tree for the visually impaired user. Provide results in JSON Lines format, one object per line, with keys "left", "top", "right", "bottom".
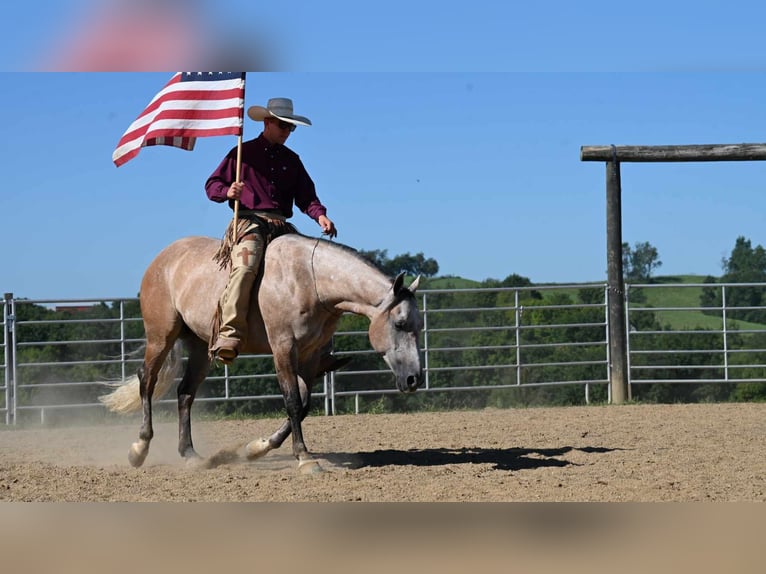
{"left": 723, "top": 236, "right": 766, "bottom": 279}
{"left": 358, "top": 249, "right": 439, "bottom": 277}
{"left": 622, "top": 241, "right": 662, "bottom": 281}
{"left": 701, "top": 236, "right": 766, "bottom": 324}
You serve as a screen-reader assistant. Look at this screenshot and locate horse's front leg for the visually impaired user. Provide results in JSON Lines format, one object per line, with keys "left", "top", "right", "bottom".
{"left": 246, "top": 371, "right": 318, "bottom": 473}
{"left": 282, "top": 381, "right": 320, "bottom": 473}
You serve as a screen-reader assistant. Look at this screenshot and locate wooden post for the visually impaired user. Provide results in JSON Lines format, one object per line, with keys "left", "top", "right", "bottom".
{"left": 581, "top": 141, "right": 766, "bottom": 404}
{"left": 605, "top": 160, "right": 629, "bottom": 404}
{"left": 581, "top": 143, "right": 766, "bottom": 163}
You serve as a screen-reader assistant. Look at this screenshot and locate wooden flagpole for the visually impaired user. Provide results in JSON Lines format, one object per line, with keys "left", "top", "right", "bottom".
{"left": 233, "top": 134, "right": 243, "bottom": 242}
{"left": 232, "top": 73, "right": 246, "bottom": 242}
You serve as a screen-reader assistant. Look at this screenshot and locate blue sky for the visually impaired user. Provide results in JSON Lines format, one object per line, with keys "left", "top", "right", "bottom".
{"left": 3, "top": 72, "right": 766, "bottom": 301}
{"left": 2, "top": 2, "right": 766, "bottom": 300}
{"left": 5, "top": 1, "right": 766, "bottom": 72}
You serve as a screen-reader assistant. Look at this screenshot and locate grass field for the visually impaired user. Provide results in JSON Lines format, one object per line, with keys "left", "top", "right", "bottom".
{"left": 422, "top": 274, "right": 766, "bottom": 332}
{"left": 631, "top": 275, "right": 766, "bottom": 331}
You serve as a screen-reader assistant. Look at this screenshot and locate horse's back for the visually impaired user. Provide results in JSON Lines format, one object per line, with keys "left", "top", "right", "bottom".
{"left": 141, "top": 236, "right": 226, "bottom": 341}
{"left": 142, "top": 236, "right": 223, "bottom": 295}
{"left": 259, "top": 233, "right": 355, "bottom": 304}
{"left": 261, "top": 234, "right": 314, "bottom": 278}
{"left": 262, "top": 233, "right": 362, "bottom": 275}
{"left": 139, "top": 233, "right": 366, "bottom": 351}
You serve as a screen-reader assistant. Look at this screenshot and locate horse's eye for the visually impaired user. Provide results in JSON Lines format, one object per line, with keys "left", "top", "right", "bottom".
{"left": 394, "top": 320, "right": 406, "bottom": 331}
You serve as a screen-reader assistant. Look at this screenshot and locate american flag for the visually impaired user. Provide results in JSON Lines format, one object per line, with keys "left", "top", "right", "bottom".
{"left": 113, "top": 72, "right": 245, "bottom": 167}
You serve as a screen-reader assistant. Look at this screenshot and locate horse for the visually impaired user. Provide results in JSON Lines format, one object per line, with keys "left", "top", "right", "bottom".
{"left": 100, "top": 233, "right": 423, "bottom": 473}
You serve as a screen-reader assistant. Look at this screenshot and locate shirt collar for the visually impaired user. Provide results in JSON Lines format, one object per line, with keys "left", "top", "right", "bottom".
{"left": 257, "top": 132, "right": 283, "bottom": 151}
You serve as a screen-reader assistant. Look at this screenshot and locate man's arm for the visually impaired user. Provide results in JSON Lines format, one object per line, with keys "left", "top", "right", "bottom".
{"left": 205, "top": 151, "right": 237, "bottom": 203}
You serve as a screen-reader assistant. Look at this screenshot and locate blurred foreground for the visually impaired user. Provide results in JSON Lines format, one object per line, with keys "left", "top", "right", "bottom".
{"left": 1, "top": 503, "right": 762, "bottom": 574}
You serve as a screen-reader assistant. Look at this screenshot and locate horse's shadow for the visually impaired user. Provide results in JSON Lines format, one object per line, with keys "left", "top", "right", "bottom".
{"left": 322, "top": 446, "right": 622, "bottom": 472}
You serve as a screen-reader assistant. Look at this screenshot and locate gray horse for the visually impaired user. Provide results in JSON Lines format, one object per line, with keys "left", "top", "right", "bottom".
{"left": 100, "top": 234, "right": 423, "bottom": 473}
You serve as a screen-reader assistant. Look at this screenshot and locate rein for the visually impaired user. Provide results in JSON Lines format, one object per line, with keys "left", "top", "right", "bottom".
{"left": 311, "top": 235, "right": 342, "bottom": 316}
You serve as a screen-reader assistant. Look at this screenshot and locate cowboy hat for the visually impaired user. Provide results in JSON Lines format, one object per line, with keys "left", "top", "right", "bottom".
{"left": 247, "top": 97, "right": 312, "bottom": 126}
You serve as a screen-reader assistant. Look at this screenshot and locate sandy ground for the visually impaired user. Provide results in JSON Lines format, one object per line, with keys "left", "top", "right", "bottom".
{"left": 0, "top": 403, "right": 764, "bottom": 502}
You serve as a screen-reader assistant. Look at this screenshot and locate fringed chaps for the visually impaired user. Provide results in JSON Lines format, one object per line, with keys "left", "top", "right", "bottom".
{"left": 209, "top": 213, "right": 298, "bottom": 358}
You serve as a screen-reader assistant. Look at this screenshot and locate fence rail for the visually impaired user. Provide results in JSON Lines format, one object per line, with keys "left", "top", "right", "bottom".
{"left": 3, "top": 281, "right": 766, "bottom": 425}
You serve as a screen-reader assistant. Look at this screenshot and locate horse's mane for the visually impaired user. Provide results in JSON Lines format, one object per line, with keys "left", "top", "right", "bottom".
{"left": 282, "top": 233, "right": 390, "bottom": 279}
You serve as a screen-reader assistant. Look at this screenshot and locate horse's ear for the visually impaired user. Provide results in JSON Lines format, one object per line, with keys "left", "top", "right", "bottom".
{"left": 392, "top": 272, "right": 405, "bottom": 294}
{"left": 409, "top": 275, "right": 421, "bottom": 293}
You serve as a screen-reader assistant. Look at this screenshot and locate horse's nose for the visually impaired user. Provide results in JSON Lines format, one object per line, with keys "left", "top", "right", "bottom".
{"left": 406, "top": 373, "right": 421, "bottom": 391}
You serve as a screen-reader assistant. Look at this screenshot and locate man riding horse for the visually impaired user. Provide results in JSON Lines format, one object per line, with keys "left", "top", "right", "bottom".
{"left": 104, "top": 92, "right": 423, "bottom": 472}
{"left": 206, "top": 97, "right": 338, "bottom": 365}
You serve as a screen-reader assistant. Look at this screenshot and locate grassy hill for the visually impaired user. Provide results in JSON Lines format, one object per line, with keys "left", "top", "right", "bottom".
{"left": 629, "top": 274, "right": 766, "bottom": 331}
{"left": 632, "top": 275, "right": 714, "bottom": 330}
{"left": 420, "top": 276, "right": 482, "bottom": 290}
{"left": 422, "top": 273, "right": 766, "bottom": 332}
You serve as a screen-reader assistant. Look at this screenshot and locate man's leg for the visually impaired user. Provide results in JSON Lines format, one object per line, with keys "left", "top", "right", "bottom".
{"left": 212, "top": 224, "right": 265, "bottom": 363}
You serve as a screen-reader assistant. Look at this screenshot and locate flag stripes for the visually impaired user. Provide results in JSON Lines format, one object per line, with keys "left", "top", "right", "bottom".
{"left": 113, "top": 72, "right": 245, "bottom": 167}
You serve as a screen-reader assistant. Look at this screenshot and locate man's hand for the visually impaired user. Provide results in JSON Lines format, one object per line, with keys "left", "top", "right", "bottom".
{"left": 318, "top": 215, "right": 337, "bottom": 238}
{"left": 227, "top": 182, "right": 244, "bottom": 200}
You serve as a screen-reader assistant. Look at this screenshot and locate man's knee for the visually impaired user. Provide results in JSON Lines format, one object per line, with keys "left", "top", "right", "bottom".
{"left": 232, "top": 238, "right": 264, "bottom": 271}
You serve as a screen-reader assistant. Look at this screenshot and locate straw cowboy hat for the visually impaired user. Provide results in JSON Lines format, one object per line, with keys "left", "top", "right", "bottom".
{"left": 247, "top": 97, "right": 312, "bottom": 126}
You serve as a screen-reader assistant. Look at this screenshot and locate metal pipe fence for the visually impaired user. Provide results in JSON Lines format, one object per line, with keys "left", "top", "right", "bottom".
{"left": 627, "top": 282, "right": 766, "bottom": 387}
{"left": 326, "top": 284, "right": 610, "bottom": 413}
{"left": 3, "top": 281, "right": 766, "bottom": 425}
{"left": 2, "top": 293, "right": 11, "bottom": 425}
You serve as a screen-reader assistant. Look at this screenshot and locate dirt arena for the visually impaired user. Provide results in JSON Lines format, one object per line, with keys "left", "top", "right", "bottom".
{"left": 0, "top": 402, "right": 764, "bottom": 502}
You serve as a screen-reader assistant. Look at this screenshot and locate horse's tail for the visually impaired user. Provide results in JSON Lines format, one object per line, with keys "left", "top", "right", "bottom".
{"left": 99, "top": 342, "right": 183, "bottom": 414}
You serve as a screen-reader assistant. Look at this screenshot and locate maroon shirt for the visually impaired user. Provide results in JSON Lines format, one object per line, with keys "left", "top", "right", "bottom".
{"left": 205, "top": 133, "right": 327, "bottom": 221}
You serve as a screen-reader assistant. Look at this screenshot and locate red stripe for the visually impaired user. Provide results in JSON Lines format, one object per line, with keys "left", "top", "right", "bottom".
{"left": 150, "top": 107, "right": 244, "bottom": 121}
{"left": 113, "top": 148, "right": 140, "bottom": 167}
{"left": 131, "top": 73, "right": 181, "bottom": 120}
{"left": 145, "top": 127, "right": 242, "bottom": 139}
{"left": 135, "top": 89, "right": 244, "bottom": 121}
{"left": 118, "top": 99, "right": 243, "bottom": 145}
{"left": 134, "top": 85, "right": 244, "bottom": 121}
{"left": 170, "top": 87, "right": 244, "bottom": 100}
{"left": 116, "top": 109, "right": 242, "bottom": 146}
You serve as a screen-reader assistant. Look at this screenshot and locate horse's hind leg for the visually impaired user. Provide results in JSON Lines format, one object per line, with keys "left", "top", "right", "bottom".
{"left": 245, "top": 419, "right": 291, "bottom": 460}
{"left": 177, "top": 335, "right": 212, "bottom": 462}
{"left": 129, "top": 340, "right": 173, "bottom": 468}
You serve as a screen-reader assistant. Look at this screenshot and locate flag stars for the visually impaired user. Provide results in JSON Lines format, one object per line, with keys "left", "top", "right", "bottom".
{"left": 184, "top": 72, "right": 227, "bottom": 77}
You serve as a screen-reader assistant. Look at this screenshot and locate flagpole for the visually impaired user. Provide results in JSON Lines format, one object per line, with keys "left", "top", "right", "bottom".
{"left": 233, "top": 134, "right": 243, "bottom": 242}
{"left": 232, "top": 73, "right": 246, "bottom": 242}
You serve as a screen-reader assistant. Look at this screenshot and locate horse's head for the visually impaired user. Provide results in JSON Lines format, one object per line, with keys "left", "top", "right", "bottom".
{"left": 368, "top": 273, "right": 423, "bottom": 393}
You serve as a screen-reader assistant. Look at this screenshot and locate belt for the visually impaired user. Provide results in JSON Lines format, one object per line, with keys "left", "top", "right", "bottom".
{"left": 238, "top": 209, "right": 287, "bottom": 222}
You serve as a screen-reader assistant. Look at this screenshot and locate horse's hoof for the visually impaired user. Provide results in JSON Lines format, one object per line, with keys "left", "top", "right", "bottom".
{"left": 245, "top": 438, "right": 272, "bottom": 460}
{"left": 298, "top": 459, "right": 324, "bottom": 475}
{"left": 128, "top": 441, "right": 149, "bottom": 468}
